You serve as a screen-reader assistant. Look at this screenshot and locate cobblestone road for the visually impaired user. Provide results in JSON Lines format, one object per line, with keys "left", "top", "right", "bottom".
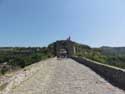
{"left": 9, "top": 58, "right": 125, "bottom": 94}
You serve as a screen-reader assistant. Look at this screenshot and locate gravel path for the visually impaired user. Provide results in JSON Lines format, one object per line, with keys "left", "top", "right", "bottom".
{"left": 9, "top": 58, "right": 125, "bottom": 94}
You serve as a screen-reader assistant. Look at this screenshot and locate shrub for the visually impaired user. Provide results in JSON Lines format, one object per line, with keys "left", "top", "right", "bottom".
{"left": 1, "top": 66, "right": 9, "bottom": 75}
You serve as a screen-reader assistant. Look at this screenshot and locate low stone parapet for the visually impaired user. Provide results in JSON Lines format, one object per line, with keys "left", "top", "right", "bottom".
{"left": 72, "top": 57, "right": 125, "bottom": 90}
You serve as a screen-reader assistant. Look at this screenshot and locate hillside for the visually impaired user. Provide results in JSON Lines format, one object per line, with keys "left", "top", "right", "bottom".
{"left": 0, "top": 47, "right": 53, "bottom": 75}
{"left": 101, "top": 46, "right": 125, "bottom": 56}
{"left": 74, "top": 45, "right": 125, "bottom": 69}
{"left": 0, "top": 40, "right": 125, "bottom": 76}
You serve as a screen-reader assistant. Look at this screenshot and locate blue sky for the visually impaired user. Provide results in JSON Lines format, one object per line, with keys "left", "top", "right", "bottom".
{"left": 0, "top": 0, "right": 125, "bottom": 47}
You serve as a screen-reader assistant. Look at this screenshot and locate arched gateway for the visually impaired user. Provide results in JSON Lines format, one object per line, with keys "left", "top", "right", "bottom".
{"left": 56, "top": 37, "right": 76, "bottom": 58}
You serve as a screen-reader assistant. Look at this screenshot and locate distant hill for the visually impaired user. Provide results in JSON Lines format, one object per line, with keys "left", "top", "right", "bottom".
{"left": 100, "top": 47, "right": 125, "bottom": 56}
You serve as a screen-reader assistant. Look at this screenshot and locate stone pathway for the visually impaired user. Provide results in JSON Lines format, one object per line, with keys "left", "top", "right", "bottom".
{"left": 8, "top": 58, "right": 125, "bottom": 94}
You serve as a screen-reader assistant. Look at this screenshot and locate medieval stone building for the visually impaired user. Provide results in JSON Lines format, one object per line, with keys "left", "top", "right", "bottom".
{"left": 55, "top": 37, "right": 76, "bottom": 58}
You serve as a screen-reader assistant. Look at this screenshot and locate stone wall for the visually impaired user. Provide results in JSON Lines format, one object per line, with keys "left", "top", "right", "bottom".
{"left": 55, "top": 40, "right": 75, "bottom": 57}
{"left": 72, "top": 57, "right": 125, "bottom": 90}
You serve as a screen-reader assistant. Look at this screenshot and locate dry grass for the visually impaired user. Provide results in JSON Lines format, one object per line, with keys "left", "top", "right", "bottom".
{"left": 0, "top": 83, "right": 8, "bottom": 91}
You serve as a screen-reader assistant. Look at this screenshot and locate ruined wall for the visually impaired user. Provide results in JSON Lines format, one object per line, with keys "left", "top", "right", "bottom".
{"left": 55, "top": 40, "right": 75, "bottom": 57}
{"left": 72, "top": 57, "right": 125, "bottom": 90}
